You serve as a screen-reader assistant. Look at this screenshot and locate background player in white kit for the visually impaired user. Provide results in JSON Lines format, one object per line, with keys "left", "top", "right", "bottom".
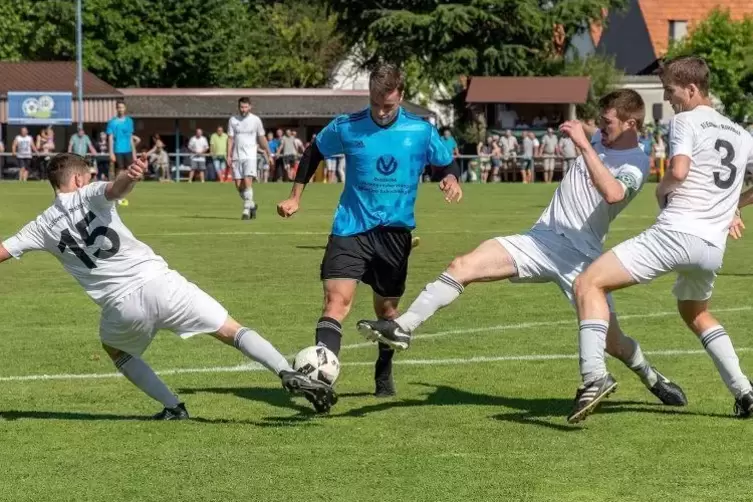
{"left": 226, "top": 97, "right": 271, "bottom": 220}
{"left": 358, "top": 90, "right": 688, "bottom": 409}
{"left": 0, "top": 153, "right": 336, "bottom": 419}
{"left": 570, "top": 56, "right": 753, "bottom": 423}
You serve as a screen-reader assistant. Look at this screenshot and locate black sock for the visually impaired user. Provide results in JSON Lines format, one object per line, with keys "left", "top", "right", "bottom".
{"left": 316, "top": 316, "right": 342, "bottom": 355}
{"left": 375, "top": 342, "right": 394, "bottom": 382}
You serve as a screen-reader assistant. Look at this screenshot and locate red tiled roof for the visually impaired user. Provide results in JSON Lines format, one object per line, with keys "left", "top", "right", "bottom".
{"left": 0, "top": 62, "right": 121, "bottom": 97}
{"left": 466, "top": 77, "right": 591, "bottom": 104}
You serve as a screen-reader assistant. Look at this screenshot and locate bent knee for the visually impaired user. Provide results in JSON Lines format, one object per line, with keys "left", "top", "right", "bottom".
{"left": 102, "top": 343, "right": 125, "bottom": 361}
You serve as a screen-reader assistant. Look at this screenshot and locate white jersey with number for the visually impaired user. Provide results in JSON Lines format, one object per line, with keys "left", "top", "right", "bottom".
{"left": 228, "top": 113, "right": 265, "bottom": 160}
{"left": 533, "top": 131, "right": 650, "bottom": 259}
{"left": 2, "top": 182, "right": 169, "bottom": 307}
{"left": 657, "top": 106, "right": 753, "bottom": 249}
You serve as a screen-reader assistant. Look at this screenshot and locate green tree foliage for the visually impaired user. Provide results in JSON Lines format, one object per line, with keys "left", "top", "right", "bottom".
{"left": 563, "top": 55, "right": 623, "bottom": 120}
{"left": 666, "top": 8, "right": 753, "bottom": 122}
{"left": 0, "top": 0, "right": 345, "bottom": 88}
{"left": 325, "top": 0, "right": 624, "bottom": 86}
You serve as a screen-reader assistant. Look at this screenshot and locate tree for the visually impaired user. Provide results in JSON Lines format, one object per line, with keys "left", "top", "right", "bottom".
{"left": 325, "top": 0, "right": 624, "bottom": 89}
{"left": 665, "top": 8, "right": 753, "bottom": 122}
{"left": 563, "top": 55, "right": 623, "bottom": 120}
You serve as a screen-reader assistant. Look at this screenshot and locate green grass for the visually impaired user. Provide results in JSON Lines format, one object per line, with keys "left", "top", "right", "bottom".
{"left": 0, "top": 181, "right": 752, "bottom": 501}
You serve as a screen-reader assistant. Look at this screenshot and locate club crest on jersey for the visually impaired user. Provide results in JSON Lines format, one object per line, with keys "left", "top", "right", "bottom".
{"left": 376, "top": 155, "right": 398, "bottom": 176}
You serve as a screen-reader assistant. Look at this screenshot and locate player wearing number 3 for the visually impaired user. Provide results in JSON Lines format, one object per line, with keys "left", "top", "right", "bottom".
{"left": 569, "top": 56, "right": 753, "bottom": 423}
{"left": 0, "top": 153, "right": 336, "bottom": 419}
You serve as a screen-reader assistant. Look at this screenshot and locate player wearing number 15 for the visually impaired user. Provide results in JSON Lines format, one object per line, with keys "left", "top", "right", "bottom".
{"left": 569, "top": 56, "right": 753, "bottom": 423}
{"left": 0, "top": 153, "right": 336, "bottom": 419}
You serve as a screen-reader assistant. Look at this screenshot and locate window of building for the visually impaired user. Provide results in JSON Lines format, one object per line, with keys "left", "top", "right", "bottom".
{"left": 669, "top": 20, "right": 688, "bottom": 43}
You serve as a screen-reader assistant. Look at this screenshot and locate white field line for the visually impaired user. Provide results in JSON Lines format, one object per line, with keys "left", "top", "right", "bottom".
{"left": 0, "top": 306, "right": 749, "bottom": 383}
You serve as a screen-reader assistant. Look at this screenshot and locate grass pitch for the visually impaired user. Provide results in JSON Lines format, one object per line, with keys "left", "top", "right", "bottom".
{"left": 0, "top": 181, "right": 752, "bottom": 501}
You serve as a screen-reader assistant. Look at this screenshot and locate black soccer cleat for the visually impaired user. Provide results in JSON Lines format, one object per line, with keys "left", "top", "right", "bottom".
{"left": 356, "top": 319, "right": 411, "bottom": 351}
{"left": 375, "top": 376, "right": 396, "bottom": 398}
{"left": 567, "top": 373, "right": 618, "bottom": 424}
{"left": 648, "top": 368, "right": 688, "bottom": 406}
{"left": 152, "top": 402, "right": 189, "bottom": 421}
{"left": 250, "top": 204, "right": 258, "bottom": 220}
{"left": 734, "top": 385, "right": 753, "bottom": 418}
{"left": 280, "top": 370, "right": 338, "bottom": 414}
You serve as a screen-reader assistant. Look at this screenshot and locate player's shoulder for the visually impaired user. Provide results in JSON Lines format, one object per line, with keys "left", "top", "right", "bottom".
{"left": 334, "top": 108, "right": 370, "bottom": 126}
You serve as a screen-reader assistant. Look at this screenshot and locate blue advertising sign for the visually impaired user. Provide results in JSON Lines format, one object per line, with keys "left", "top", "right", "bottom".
{"left": 7, "top": 91, "right": 73, "bottom": 125}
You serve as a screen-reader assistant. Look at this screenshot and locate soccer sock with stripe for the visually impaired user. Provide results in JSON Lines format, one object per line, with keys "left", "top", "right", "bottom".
{"left": 396, "top": 272, "right": 464, "bottom": 333}
{"left": 699, "top": 325, "right": 752, "bottom": 398}
{"left": 579, "top": 319, "right": 609, "bottom": 384}
{"left": 233, "top": 327, "right": 291, "bottom": 375}
{"left": 242, "top": 188, "right": 255, "bottom": 211}
{"left": 114, "top": 354, "right": 181, "bottom": 409}
{"left": 316, "top": 316, "right": 342, "bottom": 355}
{"left": 613, "top": 330, "right": 658, "bottom": 387}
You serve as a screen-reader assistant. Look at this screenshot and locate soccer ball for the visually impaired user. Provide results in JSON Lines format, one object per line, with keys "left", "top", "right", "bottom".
{"left": 293, "top": 346, "right": 340, "bottom": 385}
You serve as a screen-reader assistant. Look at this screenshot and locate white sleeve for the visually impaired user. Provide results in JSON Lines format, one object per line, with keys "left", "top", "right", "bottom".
{"left": 227, "top": 118, "right": 235, "bottom": 138}
{"left": 256, "top": 116, "right": 265, "bottom": 137}
{"left": 81, "top": 181, "right": 113, "bottom": 209}
{"left": 2, "top": 220, "right": 46, "bottom": 258}
{"left": 669, "top": 113, "right": 694, "bottom": 159}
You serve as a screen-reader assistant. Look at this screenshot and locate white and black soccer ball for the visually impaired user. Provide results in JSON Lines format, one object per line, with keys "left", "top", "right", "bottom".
{"left": 293, "top": 346, "right": 340, "bottom": 386}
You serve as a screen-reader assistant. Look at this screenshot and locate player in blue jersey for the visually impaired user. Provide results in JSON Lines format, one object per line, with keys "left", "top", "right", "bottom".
{"left": 277, "top": 63, "right": 462, "bottom": 397}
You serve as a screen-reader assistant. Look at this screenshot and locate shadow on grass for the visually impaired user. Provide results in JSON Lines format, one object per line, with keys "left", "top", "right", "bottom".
{"left": 333, "top": 383, "right": 736, "bottom": 431}
{"left": 181, "top": 215, "right": 240, "bottom": 221}
{"left": 0, "top": 409, "right": 269, "bottom": 426}
{"left": 295, "top": 245, "right": 327, "bottom": 250}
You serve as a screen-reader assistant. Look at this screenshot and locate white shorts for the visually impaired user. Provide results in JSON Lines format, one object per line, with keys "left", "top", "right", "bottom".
{"left": 612, "top": 226, "right": 723, "bottom": 301}
{"left": 496, "top": 228, "right": 614, "bottom": 308}
{"left": 326, "top": 158, "right": 337, "bottom": 172}
{"left": 99, "top": 271, "right": 228, "bottom": 356}
{"left": 232, "top": 157, "right": 257, "bottom": 180}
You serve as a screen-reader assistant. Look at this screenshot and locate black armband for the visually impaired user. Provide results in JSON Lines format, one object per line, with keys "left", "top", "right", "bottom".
{"left": 295, "top": 142, "right": 325, "bottom": 184}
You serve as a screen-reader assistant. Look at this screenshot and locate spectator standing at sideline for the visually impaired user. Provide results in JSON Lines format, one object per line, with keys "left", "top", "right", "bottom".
{"left": 540, "top": 128, "right": 558, "bottom": 183}
{"left": 68, "top": 127, "right": 97, "bottom": 158}
{"left": 95, "top": 132, "right": 110, "bottom": 180}
{"left": 188, "top": 128, "right": 209, "bottom": 183}
{"left": 477, "top": 136, "right": 492, "bottom": 183}
{"left": 266, "top": 131, "right": 278, "bottom": 184}
{"left": 12, "top": 127, "right": 36, "bottom": 182}
{"left": 146, "top": 134, "right": 170, "bottom": 182}
{"left": 107, "top": 100, "right": 136, "bottom": 205}
{"left": 499, "top": 130, "right": 518, "bottom": 182}
{"left": 558, "top": 133, "right": 576, "bottom": 174}
{"left": 210, "top": 126, "right": 228, "bottom": 182}
{"left": 36, "top": 126, "right": 55, "bottom": 179}
{"left": 279, "top": 129, "right": 299, "bottom": 181}
{"left": 521, "top": 131, "right": 535, "bottom": 184}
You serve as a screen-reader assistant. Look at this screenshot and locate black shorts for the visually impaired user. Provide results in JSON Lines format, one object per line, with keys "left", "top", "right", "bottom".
{"left": 16, "top": 158, "right": 31, "bottom": 169}
{"left": 115, "top": 153, "right": 132, "bottom": 170}
{"left": 320, "top": 227, "right": 412, "bottom": 298}
{"left": 283, "top": 154, "right": 296, "bottom": 166}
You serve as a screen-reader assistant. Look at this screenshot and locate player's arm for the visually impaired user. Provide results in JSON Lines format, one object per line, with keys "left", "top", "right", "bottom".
{"left": 657, "top": 115, "right": 693, "bottom": 208}
{"left": 104, "top": 158, "right": 147, "bottom": 201}
{"left": 226, "top": 119, "right": 234, "bottom": 165}
{"left": 559, "top": 120, "right": 627, "bottom": 204}
{"left": 11, "top": 138, "right": 17, "bottom": 156}
{"left": 257, "top": 133, "right": 271, "bottom": 162}
{"left": 0, "top": 220, "right": 46, "bottom": 264}
{"left": 0, "top": 244, "right": 12, "bottom": 265}
{"left": 286, "top": 141, "right": 325, "bottom": 198}
{"left": 581, "top": 121, "right": 598, "bottom": 141}
{"left": 428, "top": 127, "right": 462, "bottom": 202}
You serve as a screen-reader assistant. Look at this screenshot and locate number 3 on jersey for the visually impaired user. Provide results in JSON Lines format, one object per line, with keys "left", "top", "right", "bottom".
{"left": 57, "top": 211, "right": 121, "bottom": 269}
{"left": 714, "top": 139, "right": 737, "bottom": 189}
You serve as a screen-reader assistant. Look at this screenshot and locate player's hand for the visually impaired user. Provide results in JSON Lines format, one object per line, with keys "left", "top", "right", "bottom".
{"left": 277, "top": 198, "right": 299, "bottom": 218}
{"left": 559, "top": 120, "right": 590, "bottom": 149}
{"left": 439, "top": 175, "right": 462, "bottom": 203}
{"left": 126, "top": 158, "right": 147, "bottom": 181}
{"left": 729, "top": 211, "right": 745, "bottom": 240}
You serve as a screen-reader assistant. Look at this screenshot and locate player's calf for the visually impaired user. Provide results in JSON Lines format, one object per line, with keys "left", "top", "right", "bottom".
{"left": 104, "top": 344, "right": 187, "bottom": 419}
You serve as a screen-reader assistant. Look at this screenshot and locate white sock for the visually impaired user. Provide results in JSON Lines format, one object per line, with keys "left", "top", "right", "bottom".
{"left": 234, "top": 328, "right": 292, "bottom": 375}
{"left": 114, "top": 354, "right": 180, "bottom": 408}
{"left": 242, "top": 189, "right": 253, "bottom": 211}
{"left": 614, "top": 330, "right": 657, "bottom": 387}
{"left": 579, "top": 319, "right": 609, "bottom": 384}
{"left": 699, "top": 326, "right": 752, "bottom": 398}
{"left": 396, "top": 272, "right": 464, "bottom": 333}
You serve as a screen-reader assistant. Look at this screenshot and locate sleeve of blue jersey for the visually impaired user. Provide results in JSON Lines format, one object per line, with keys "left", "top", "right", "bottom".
{"left": 427, "top": 126, "right": 453, "bottom": 167}
{"left": 315, "top": 117, "right": 345, "bottom": 158}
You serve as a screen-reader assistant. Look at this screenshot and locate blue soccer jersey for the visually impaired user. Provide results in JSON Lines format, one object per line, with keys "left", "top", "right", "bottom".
{"left": 316, "top": 107, "right": 452, "bottom": 236}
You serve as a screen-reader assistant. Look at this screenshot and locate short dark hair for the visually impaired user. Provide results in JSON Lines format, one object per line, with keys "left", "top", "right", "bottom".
{"left": 238, "top": 97, "right": 251, "bottom": 106}
{"left": 659, "top": 55, "right": 710, "bottom": 96}
{"left": 48, "top": 153, "right": 90, "bottom": 189}
{"left": 369, "top": 63, "right": 405, "bottom": 96}
{"left": 115, "top": 99, "right": 126, "bottom": 107}
{"left": 598, "top": 89, "right": 646, "bottom": 129}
